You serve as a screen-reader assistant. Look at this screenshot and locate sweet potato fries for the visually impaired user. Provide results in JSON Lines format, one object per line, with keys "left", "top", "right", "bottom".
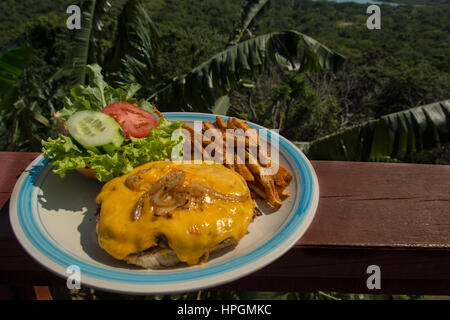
{"left": 154, "top": 107, "right": 293, "bottom": 210}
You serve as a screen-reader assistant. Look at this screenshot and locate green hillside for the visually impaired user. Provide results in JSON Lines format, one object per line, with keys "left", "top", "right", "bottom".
{"left": 0, "top": 0, "right": 449, "bottom": 154}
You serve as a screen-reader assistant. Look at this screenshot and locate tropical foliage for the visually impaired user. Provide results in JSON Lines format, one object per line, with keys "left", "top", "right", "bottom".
{"left": 64, "top": 0, "right": 112, "bottom": 85}
{"left": 0, "top": 1, "right": 448, "bottom": 152}
{"left": 0, "top": 0, "right": 348, "bottom": 152}
{"left": 0, "top": 36, "right": 60, "bottom": 151}
{"left": 103, "top": 0, "right": 159, "bottom": 87}
{"left": 305, "top": 100, "right": 450, "bottom": 162}
{"left": 63, "top": 0, "right": 344, "bottom": 115}
{"left": 0, "top": 36, "right": 32, "bottom": 94}
{"left": 150, "top": 30, "right": 344, "bottom": 113}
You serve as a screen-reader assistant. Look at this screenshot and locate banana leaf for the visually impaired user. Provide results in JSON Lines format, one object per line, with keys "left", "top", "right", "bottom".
{"left": 65, "top": 0, "right": 111, "bottom": 85}
{"left": 228, "top": 0, "right": 270, "bottom": 46}
{"left": 103, "top": 0, "right": 159, "bottom": 86}
{"left": 306, "top": 100, "right": 450, "bottom": 161}
{"left": 149, "top": 30, "right": 344, "bottom": 113}
{"left": 0, "top": 36, "right": 32, "bottom": 96}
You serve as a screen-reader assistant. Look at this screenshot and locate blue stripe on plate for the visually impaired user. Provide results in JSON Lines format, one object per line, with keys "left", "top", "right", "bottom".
{"left": 17, "top": 113, "right": 315, "bottom": 284}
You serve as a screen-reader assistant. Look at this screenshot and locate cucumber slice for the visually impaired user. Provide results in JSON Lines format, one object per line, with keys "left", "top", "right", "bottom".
{"left": 67, "top": 110, "right": 125, "bottom": 153}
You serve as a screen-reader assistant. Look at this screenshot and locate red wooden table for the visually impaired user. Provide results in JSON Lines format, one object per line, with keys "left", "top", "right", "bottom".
{"left": 0, "top": 152, "right": 449, "bottom": 299}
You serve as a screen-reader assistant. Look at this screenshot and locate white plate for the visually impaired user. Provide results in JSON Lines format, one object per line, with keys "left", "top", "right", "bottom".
{"left": 9, "top": 113, "right": 319, "bottom": 294}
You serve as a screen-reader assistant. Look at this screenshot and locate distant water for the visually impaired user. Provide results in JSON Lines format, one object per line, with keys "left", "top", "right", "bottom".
{"left": 314, "top": 0, "right": 401, "bottom": 6}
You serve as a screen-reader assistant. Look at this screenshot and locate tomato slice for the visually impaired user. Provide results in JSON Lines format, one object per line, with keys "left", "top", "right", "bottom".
{"left": 101, "top": 102, "right": 158, "bottom": 138}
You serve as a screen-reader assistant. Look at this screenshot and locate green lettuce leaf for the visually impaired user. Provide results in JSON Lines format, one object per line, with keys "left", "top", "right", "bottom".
{"left": 44, "top": 64, "right": 184, "bottom": 181}
{"left": 55, "top": 65, "right": 147, "bottom": 121}
{"left": 42, "top": 118, "right": 184, "bottom": 182}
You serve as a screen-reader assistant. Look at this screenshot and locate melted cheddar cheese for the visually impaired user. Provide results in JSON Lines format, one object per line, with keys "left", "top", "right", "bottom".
{"left": 96, "top": 161, "right": 256, "bottom": 265}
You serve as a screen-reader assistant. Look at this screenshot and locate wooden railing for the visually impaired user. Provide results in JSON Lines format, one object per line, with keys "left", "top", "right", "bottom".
{"left": 0, "top": 152, "right": 449, "bottom": 299}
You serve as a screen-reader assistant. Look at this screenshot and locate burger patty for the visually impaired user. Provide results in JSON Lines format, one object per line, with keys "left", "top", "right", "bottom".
{"left": 96, "top": 202, "right": 261, "bottom": 269}
{"left": 124, "top": 237, "right": 238, "bottom": 269}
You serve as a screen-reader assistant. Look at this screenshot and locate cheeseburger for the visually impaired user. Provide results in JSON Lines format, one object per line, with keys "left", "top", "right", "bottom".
{"left": 95, "top": 161, "right": 258, "bottom": 268}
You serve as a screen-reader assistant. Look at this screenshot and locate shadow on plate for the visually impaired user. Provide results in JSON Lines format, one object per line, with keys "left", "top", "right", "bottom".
{"left": 254, "top": 198, "right": 279, "bottom": 215}
{"left": 36, "top": 168, "right": 102, "bottom": 213}
{"left": 32, "top": 167, "right": 130, "bottom": 268}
